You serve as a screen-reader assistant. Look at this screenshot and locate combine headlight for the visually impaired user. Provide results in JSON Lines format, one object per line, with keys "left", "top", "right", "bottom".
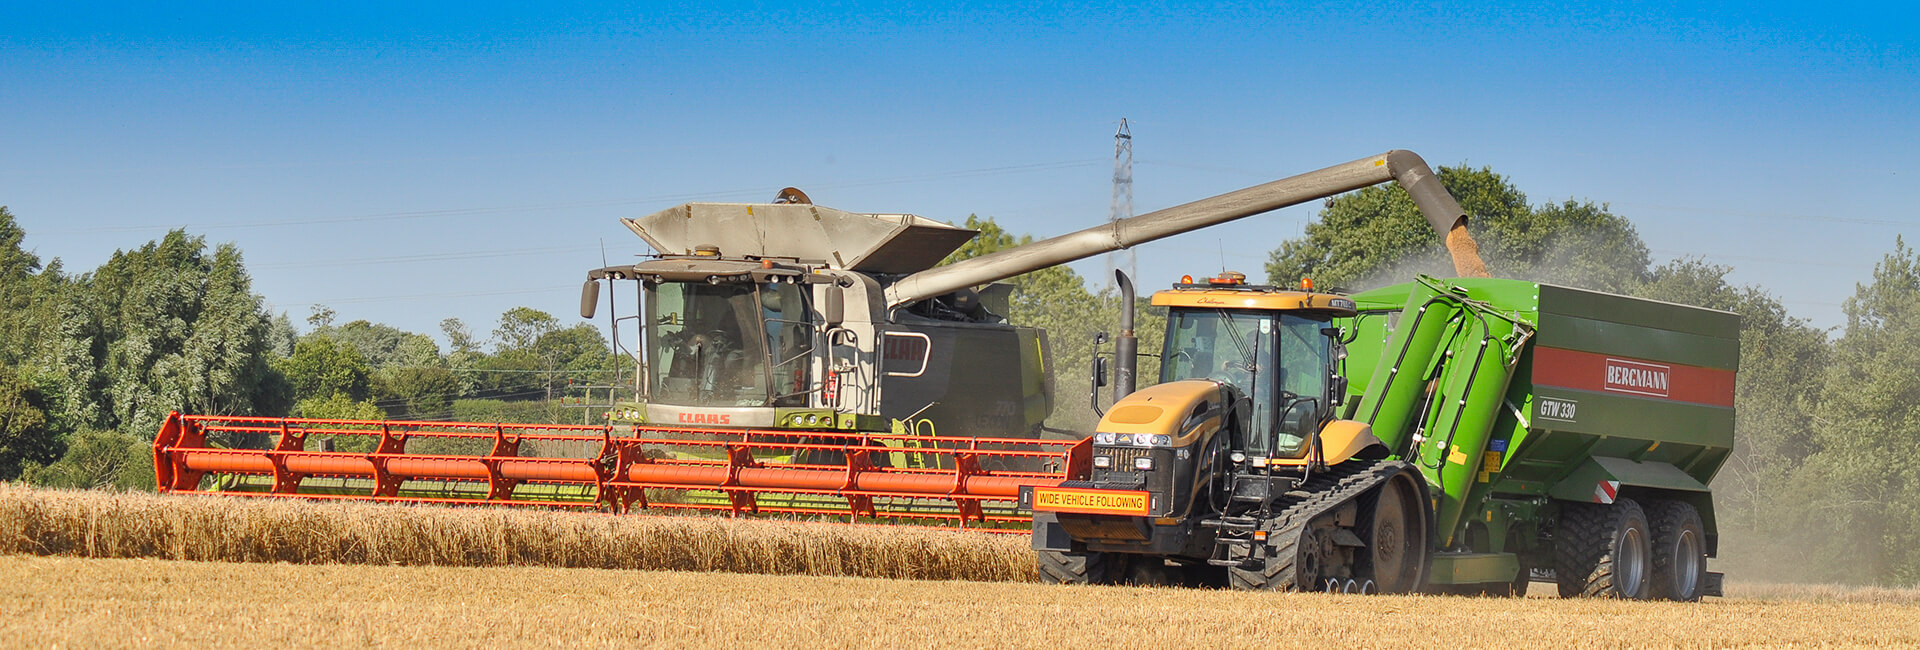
{"left": 1093, "top": 456, "right": 1113, "bottom": 469}
{"left": 1133, "top": 457, "right": 1155, "bottom": 471}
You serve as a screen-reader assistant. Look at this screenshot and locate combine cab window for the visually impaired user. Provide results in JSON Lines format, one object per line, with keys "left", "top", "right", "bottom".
{"left": 646, "top": 281, "right": 812, "bottom": 407}
{"left": 1161, "top": 309, "right": 1331, "bottom": 459}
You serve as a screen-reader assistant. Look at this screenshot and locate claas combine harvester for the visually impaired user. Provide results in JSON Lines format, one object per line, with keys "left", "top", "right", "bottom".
{"left": 154, "top": 149, "right": 1734, "bottom": 598}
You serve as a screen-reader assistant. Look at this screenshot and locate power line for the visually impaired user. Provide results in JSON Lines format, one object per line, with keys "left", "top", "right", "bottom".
{"left": 252, "top": 245, "right": 600, "bottom": 271}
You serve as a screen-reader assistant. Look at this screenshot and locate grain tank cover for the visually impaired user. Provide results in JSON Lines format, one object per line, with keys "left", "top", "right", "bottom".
{"left": 622, "top": 203, "right": 977, "bottom": 274}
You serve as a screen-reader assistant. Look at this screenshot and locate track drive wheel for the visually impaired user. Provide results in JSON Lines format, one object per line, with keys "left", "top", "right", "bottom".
{"left": 1038, "top": 549, "right": 1120, "bottom": 585}
{"left": 1647, "top": 500, "right": 1708, "bottom": 601}
{"left": 1356, "top": 468, "right": 1429, "bottom": 594}
{"left": 1555, "top": 498, "right": 1653, "bottom": 599}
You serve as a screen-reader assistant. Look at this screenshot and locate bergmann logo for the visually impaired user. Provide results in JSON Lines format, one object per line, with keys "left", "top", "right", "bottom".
{"left": 1604, "top": 358, "right": 1670, "bottom": 398}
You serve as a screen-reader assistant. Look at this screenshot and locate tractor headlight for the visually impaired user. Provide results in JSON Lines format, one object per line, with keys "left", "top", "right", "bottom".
{"left": 1093, "top": 456, "right": 1113, "bottom": 469}
{"left": 1094, "top": 433, "right": 1116, "bottom": 445}
{"left": 1133, "top": 457, "right": 1155, "bottom": 471}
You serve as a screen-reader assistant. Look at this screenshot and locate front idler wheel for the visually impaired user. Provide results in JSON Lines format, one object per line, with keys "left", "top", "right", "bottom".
{"left": 1358, "top": 468, "right": 1429, "bottom": 594}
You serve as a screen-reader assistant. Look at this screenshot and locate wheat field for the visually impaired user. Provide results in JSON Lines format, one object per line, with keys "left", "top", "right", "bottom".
{"left": 0, "top": 484, "right": 1031, "bottom": 581}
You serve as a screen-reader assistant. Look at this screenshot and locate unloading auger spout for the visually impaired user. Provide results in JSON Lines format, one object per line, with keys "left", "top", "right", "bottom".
{"left": 884, "top": 150, "right": 1488, "bottom": 309}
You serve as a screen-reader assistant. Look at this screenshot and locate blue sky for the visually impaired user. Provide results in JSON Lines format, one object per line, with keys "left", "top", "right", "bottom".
{"left": 3, "top": 1, "right": 1916, "bottom": 345}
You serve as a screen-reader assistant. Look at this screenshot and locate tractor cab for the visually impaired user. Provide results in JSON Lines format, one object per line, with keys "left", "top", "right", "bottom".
{"left": 1150, "top": 272, "right": 1358, "bottom": 462}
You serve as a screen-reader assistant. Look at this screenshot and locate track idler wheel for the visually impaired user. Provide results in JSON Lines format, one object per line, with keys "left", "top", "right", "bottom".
{"left": 1038, "top": 549, "right": 1121, "bottom": 585}
{"left": 1357, "top": 466, "right": 1430, "bottom": 594}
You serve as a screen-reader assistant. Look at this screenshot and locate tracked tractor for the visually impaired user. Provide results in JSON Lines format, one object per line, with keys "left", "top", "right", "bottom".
{"left": 1027, "top": 268, "right": 1735, "bottom": 600}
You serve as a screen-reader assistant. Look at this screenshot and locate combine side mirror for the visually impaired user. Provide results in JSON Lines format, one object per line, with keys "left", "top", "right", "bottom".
{"left": 823, "top": 285, "right": 844, "bottom": 327}
{"left": 580, "top": 280, "right": 601, "bottom": 319}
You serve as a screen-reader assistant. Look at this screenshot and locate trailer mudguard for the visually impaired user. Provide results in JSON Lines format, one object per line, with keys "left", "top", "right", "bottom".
{"left": 1549, "top": 456, "right": 1709, "bottom": 504}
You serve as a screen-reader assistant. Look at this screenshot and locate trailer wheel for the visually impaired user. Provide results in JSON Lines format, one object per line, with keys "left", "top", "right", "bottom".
{"left": 1647, "top": 500, "right": 1707, "bottom": 601}
{"left": 1555, "top": 498, "right": 1652, "bottom": 599}
{"left": 1038, "top": 549, "right": 1119, "bottom": 585}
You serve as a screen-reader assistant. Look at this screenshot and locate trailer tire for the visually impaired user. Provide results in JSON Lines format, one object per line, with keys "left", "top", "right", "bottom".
{"left": 1555, "top": 498, "right": 1652, "bottom": 599}
{"left": 1038, "top": 549, "right": 1119, "bottom": 585}
{"left": 1647, "top": 500, "right": 1708, "bottom": 601}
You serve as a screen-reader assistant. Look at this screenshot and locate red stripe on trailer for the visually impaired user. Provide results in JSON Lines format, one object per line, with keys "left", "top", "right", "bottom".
{"left": 1531, "top": 347, "right": 1734, "bottom": 408}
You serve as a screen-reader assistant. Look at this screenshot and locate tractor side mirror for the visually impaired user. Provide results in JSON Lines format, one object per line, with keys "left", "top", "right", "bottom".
{"left": 580, "top": 280, "right": 601, "bottom": 319}
{"left": 1093, "top": 356, "right": 1110, "bottom": 388}
{"left": 1329, "top": 374, "right": 1348, "bottom": 407}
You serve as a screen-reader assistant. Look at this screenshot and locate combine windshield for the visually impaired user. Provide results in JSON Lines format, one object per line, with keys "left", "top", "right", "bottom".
{"left": 645, "top": 281, "right": 813, "bottom": 407}
{"left": 1161, "top": 309, "right": 1330, "bottom": 458}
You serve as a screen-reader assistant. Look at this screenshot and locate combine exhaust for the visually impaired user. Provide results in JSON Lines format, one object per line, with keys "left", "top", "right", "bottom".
{"left": 154, "top": 412, "right": 1082, "bottom": 531}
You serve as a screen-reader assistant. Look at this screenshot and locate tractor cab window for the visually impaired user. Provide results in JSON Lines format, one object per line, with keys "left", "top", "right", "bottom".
{"left": 1161, "top": 309, "right": 1331, "bottom": 459}
{"left": 645, "top": 280, "right": 812, "bottom": 407}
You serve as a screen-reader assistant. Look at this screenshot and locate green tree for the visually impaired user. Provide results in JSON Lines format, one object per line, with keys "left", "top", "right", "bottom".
{"left": 292, "top": 393, "right": 386, "bottom": 421}
{"left": 1264, "top": 166, "right": 1649, "bottom": 293}
{"left": 20, "top": 428, "right": 153, "bottom": 490}
{"left": 312, "top": 319, "right": 445, "bottom": 369}
{"left": 277, "top": 336, "right": 374, "bottom": 402}
{"left": 493, "top": 307, "right": 559, "bottom": 354}
{"left": 371, "top": 365, "right": 461, "bottom": 419}
{"left": 1797, "top": 239, "right": 1920, "bottom": 584}
{"left": 66, "top": 230, "right": 288, "bottom": 438}
{"left": 0, "top": 365, "right": 62, "bottom": 480}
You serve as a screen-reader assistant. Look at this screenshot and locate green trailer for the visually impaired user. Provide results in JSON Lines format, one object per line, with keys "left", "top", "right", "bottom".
{"left": 1028, "top": 273, "right": 1735, "bottom": 600}
{"left": 1342, "top": 276, "right": 1736, "bottom": 597}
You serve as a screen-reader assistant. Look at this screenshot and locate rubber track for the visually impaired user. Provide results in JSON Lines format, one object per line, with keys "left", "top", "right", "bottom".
{"left": 1038, "top": 549, "right": 1113, "bottom": 585}
{"left": 1226, "top": 459, "right": 1412, "bottom": 591}
{"left": 1555, "top": 499, "right": 1645, "bottom": 598}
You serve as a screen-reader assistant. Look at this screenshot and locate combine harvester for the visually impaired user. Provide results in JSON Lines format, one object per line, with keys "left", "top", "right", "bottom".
{"left": 154, "top": 149, "right": 1735, "bottom": 599}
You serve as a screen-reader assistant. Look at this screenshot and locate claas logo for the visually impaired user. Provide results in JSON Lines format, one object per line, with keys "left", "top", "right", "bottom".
{"left": 678, "top": 412, "right": 732, "bottom": 425}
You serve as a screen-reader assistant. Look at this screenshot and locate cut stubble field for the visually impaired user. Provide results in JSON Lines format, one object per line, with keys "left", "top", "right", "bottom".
{"left": 7, "top": 556, "right": 1920, "bottom": 648}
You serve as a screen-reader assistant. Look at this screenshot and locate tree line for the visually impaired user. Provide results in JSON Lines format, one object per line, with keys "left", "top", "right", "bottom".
{"left": 0, "top": 207, "right": 613, "bottom": 490}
